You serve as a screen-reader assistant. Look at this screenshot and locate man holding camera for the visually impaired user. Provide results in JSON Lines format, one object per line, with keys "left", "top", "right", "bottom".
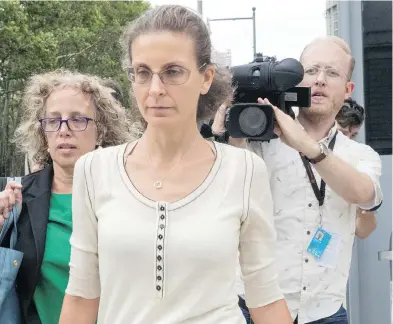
{"left": 212, "top": 36, "right": 382, "bottom": 324}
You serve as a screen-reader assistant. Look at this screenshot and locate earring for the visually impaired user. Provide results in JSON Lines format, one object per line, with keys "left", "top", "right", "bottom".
{"left": 47, "top": 148, "right": 50, "bottom": 153}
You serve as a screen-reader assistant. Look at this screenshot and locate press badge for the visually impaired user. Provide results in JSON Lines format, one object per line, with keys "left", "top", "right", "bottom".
{"left": 307, "top": 227, "right": 332, "bottom": 259}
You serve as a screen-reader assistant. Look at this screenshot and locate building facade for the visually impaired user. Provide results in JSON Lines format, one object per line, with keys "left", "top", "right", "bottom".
{"left": 211, "top": 48, "right": 232, "bottom": 67}
{"left": 325, "top": 0, "right": 339, "bottom": 36}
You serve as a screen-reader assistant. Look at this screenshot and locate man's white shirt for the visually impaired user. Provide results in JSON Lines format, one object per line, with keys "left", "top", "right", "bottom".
{"left": 238, "top": 123, "right": 382, "bottom": 324}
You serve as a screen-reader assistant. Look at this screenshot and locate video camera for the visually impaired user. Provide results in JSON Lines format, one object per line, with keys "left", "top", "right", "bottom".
{"left": 201, "top": 57, "right": 311, "bottom": 142}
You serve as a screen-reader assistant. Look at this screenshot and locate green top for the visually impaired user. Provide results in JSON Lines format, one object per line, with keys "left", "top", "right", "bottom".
{"left": 33, "top": 193, "right": 72, "bottom": 324}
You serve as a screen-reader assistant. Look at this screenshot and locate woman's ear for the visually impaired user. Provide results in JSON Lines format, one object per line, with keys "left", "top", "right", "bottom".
{"left": 200, "top": 64, "right": 215, "bottom": 95}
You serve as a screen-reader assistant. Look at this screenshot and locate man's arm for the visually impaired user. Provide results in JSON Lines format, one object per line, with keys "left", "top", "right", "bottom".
{"left": 355, "top": 209, "right": 377, "bottom": 239}
{"left": 269, "top": 103, "right": 381, "bottom": 207}
{"left": 212, "top": 100, "right": 381, "bottom": 207}
{"left": 312, "top": 153, "right": 377, "bottom": 205}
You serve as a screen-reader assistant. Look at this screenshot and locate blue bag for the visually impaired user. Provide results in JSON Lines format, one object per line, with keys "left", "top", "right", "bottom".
{"left": 0, "top": 179, "right": 24, "bottom": 324}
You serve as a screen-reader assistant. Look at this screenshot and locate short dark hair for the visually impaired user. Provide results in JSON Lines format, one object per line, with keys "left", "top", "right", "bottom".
{"left": 336, "top": 98, "right": 365, "bottom": 128}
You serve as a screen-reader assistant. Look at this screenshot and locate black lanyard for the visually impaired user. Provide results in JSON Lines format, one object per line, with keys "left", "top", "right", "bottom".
{"left": 300, "top": 131, "right": 338, "bottom": 207}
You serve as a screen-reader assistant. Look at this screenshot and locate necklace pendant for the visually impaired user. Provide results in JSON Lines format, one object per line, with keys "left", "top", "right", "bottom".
{"left": 154, "top": 181, "right": 162, "bottom": 189}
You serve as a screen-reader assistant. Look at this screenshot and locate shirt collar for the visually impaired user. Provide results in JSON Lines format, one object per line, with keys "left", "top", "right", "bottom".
{"left": 296, "top": 120, "right": 338, "bottom": 145}
{"left": 319, "top": 121, "right": 338, "bottom": 145}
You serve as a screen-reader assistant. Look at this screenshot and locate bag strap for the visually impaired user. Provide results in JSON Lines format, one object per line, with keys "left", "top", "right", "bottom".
{"left": 0, "top": 176, "right": 22, "bottom": 248}
{"left": 0, "top": 205, "right": 19, "bottom": 248}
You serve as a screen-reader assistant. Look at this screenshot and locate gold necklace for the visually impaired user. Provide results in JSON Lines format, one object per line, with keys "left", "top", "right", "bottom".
{"left": 147, "top": 136, "right": 199, "bottom": 189}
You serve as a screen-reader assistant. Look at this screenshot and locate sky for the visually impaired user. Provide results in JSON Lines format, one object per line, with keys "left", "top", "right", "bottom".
{"left": 149, "top": 0, "right": 327, "bottom": 66}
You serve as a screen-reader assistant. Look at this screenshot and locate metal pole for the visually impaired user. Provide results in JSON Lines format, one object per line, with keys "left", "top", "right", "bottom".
{"left": 252, "top": 7, "right": 256, "bottom": 58}
{"left": 197, "top": 0, "right": 203, "bottom": 15}
{"left": 208, "top": 8, "right": 257, "bottom": 60}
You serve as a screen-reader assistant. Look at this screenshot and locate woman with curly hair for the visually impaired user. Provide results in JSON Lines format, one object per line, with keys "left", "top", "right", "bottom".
{"left": 0, "top": 69, "right": 135, "bottom": 324}
{"left": 60, "top": 5, "right": 291, "bottom": 324}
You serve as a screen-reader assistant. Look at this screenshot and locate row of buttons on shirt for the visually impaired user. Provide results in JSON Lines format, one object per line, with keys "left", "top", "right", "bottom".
{"left": 156, "top": 205, "right": 166, "bottom": 293}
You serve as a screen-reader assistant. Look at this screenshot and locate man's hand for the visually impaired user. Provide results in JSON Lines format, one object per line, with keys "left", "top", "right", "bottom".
{"left": 0, "top": 182, "right": 23, "bottom": 226}
{"left": 211, "top": 103, "right": 247, "bottom": 148}
{"left": 258, "top": 98, "right": 320, "bottom": 158}
{"left": 355, "top": 209, "right": 377, "bottom": 239}
{"left": 211, "top": 103, "right": 227, "bottom": 135}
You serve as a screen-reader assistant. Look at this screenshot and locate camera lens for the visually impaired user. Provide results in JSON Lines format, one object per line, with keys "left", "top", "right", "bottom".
{"left": 239, "top": 107, "right": 267, "bottom": 136}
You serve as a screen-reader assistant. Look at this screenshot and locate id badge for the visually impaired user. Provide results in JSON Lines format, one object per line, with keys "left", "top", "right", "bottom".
{"left": 307, "top": 227, "right": 332, "bottom": 259}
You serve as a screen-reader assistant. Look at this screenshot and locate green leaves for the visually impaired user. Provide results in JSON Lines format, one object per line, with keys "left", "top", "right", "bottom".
{"left": 0, "top": 0, "right": 150, "bottom": 176}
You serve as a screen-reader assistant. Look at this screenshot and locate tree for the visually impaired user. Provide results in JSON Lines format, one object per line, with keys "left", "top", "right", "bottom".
{"left": 0, "top": 0, "right": 150, "bottom": 176}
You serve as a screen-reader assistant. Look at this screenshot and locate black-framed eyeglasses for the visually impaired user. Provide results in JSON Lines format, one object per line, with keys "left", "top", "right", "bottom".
{"left": 125, "top": 63, "right": 207, "bottom": 85}
{"left": 39, "top": 117, "right": 95, "bottom": 132}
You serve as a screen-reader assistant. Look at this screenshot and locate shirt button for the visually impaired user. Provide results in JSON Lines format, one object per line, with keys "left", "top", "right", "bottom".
{"left": 160, "top": 224, "right": 165, "bottom": 229}
{"left": 303, "top": 286, "right": 307, "bottom": 291}
{"left": 305, "top": 258, "right": 309, "bottom": 263}
{"left": 157, "top": 276, "right": 162, "bottom": 281}
{"left": 160, "top": 206, "right": 165, "bottom": 211}
{"left": 158, "top": 245, "right": 163, "bottom": 250}
{"left": 156, "top": 285, "right": 161, "bottom": 291}
{"left": 308, "top": 203, "right": 312, "bottom": 207}
{"left": 307, "top": 230, "right": 311, "bottom": 235}
{"left": 158, "top": 234, "right": 163, "bottom": 240}
{"left": 160, "top": 215, "right": 165, "bottom": 220}
{"left": 157, "top": 256, "right": 162, "bottom": 261}
{"left": 157, "top": 265, "right": 162, "bottom": 271}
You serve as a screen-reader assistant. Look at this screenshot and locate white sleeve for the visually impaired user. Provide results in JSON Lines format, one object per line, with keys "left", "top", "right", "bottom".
{"left": 355, "top": 145, "right": 383, "bottom": 210}
{"left": 239, "top": 151, "right": 283, "bottom": 308}
{"left": 66, "top": 152, "right": 100, "bottom": 299}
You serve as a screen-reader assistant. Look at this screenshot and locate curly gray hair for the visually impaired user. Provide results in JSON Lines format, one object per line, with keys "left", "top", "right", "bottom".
{"left": 14, "top": 69, "right": 138, "bottom": 167}
{"left": 120, "top": 4, "right": 234, "bottom": 128}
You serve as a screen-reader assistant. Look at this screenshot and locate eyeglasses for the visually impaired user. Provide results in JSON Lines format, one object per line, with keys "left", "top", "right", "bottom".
{"left": 125, "top": 63, "right": 207, "bottom": 85}
{"left": 304, "top": 65, "right": 349, "bottom": 81}
{"left": 39, "top": 117, "right": 95, "bottom": 132}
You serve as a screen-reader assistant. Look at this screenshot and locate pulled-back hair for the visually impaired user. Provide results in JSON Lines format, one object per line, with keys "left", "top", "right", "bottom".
{"left": 120, "top": 5, "right": 234, "bottom": 127}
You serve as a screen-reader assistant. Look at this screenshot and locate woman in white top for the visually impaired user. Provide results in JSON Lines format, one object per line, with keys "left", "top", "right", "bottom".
{"left": 59, "top": 5, "right": 292, "bottom": 324}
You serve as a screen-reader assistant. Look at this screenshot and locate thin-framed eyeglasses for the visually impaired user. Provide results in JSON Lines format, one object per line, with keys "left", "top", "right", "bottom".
{"left": 125, "top": 63, "right": 207, "bottom": 85}
{"left": 39, "top": 116, "right": 95, "bottom": 132}
{"left": 304, "top": 65, "right": 349, "bottom": 81}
